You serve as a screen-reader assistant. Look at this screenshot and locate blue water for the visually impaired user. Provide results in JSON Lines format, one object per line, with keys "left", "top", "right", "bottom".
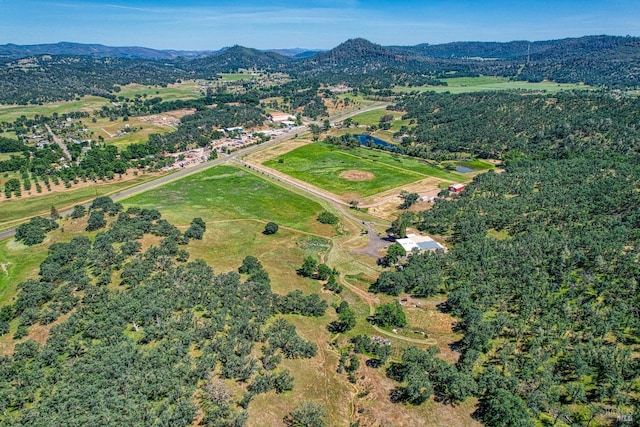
{"left": 456, "top": 165, "right": 474, "bottom": 173}
{"left": 358, "top": 135, "right": 394, "bottom": 149}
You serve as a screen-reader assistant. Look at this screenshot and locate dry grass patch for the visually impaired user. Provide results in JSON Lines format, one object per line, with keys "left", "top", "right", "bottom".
{"left": 403, "top": 296, "right": 463, "bottom": 364}
{"left": 247, "top": 315, "right": 353, "bottom": 427}
{"left": 339, "top": 170, "right": 375, "bottom": 181}
{"left": 361, "top": 177, "right": 443, "bottom": 221}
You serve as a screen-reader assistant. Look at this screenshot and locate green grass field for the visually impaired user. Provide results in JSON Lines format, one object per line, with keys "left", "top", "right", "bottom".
{"left": 113, "top": 81, "right": 202, "bottom": 101}
{"left": 0, "top": 238, "right": 50, "bottom": 314}
{"left": 123, "top": 165, "right": 327, "bottom": 233}
{"left": 394, "top": 75, "right": 591, "bottom": 94}
{"left": 0, "top": 96, "right": 109, "bottom": 124}
{"left": 85, "top": 116, "right": 173, "bottom": 149}
{"left": 219, "top": 73, "right": 257, "bottom": 81}
{"left": 0, "top": 152, "right": 22, "bottom": 162}
{"left": 350, "top": 148, "right": 465, "bottom": 181}
{"left": 455, "top": 159, "right": 496, "bottom": 170}
{"left": 264, "top": 142, "right": 465, "bottom": 197}
{"left": 347, "top": 110, "right": 412, "bottom": 131}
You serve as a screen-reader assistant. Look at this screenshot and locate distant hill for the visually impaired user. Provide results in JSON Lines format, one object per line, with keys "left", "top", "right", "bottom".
{"left": 312, "top": 38, "right": 401, "bottom": 63}
{"left": 295, "top": 38, "right": 420, "bottom": 85}
{"left": 299, "top": 35, "right": 640, "bottom": 88}
{"left": 188, "top": 45, "right": 292, "bottom": 74}
{"left": 0, "top": 42, "right": 215, "bottom": 59}
{"left": 267, "top": 48, "right": 324, "bottom": 58}
{"left": 0, "top": 35, "right": 638, "bottom": 105}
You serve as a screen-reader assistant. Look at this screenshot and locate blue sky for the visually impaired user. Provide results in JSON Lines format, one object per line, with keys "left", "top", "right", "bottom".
{"left": 1, "top": 0, "right": 638, "bottom": 50}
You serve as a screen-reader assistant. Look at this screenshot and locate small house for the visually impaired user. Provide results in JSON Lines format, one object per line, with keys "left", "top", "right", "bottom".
{"left": 448, "top": 183, "right": 465, "bottom": 193}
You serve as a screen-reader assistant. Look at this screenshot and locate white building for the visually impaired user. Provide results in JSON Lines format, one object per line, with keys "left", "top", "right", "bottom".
{"left": 396, "top": 234, "right": 445, "bottom": 253}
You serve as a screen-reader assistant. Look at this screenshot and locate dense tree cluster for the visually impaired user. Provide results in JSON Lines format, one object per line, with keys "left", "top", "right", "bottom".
{"left": 387, "top": 346, "right": 476, "bottom": 406}
{"left": 328, "top": 301, "right": 356, "bottom": 334}
{"left": 379, "top": 159, "right": 639, "bottom": 423}
{"left": 274, "top": 290, "right": 328, "bottom": 317}
{"left": 0, "top": 136, "right": 26, "bottom": 153}
{"left": 370, "top": 301, "right": 407, "bottom": 328}
{"left": 14, "top": 217, "right": 58, "bottom": 246}
{"left": 392, "top": 90, "right": 640, "bottom": 161}
{"left": 0, "top": 55, "right": 184, "bottom": 104}
{"left": 323, "top": 133, "right": 361, "bottom": 149}
{"left": 371, "top": 250, "right": 444, "bottom": 296}
{"left": 184, "top": 217, "right": 206, "bottom": 240}
{"left": 263, "top": 221, "right": 279, "bottom": 235}
{"left": 0, "top": 199, "right": 319, "bottom": 425}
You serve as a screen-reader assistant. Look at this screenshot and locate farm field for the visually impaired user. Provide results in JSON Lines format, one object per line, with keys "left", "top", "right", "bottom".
{"left": 263, "top": 142, "right": 466, "bottom": 198}
{"left": 113, "top": 80, "right": 202, "bottom": 101}
{"left": 0, "top": 172, "right": 161, "bottom": 231}
{"left": 347, "top": 109, "right": 411, "bottom": 131}
{"left": 348, "top": 146, "right": 467, "bottom": 181}
{"left": 0, "top": 95, "right": 108, "bottom": 123}
{"left": 454, "top": 159, "right": 496, "bottom": 171}
{"left": 123, "top": 165, "right": 329, "bottom": 234}
{"left": 0, "top": 81, "right": 202, "bottom": 123}
{"left": 219, "top": 72, "right": 257, "bottom": 81}
{"left": 393, "top": 75, "right": 591, "bottom": 94}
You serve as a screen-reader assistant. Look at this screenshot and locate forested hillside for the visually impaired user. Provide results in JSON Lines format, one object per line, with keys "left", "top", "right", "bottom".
{"left": 0, "top": 56, "right": 185, "bottom": 104}
{"left": 377, "top": 90, "right": 640, "bottom": 425}
{"left": 391, "top": 91, "right": 640, "bottom": 160}
{"left": 1, "top": 35, "right": 638, "bottom": 105}
{"left": 0, "top": 42, "right": 214, "bottom": 60}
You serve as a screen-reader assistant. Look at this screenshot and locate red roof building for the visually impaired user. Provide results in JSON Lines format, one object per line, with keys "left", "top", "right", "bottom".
{"left": 448, "top": 183, "right": 465, "bottom": 193}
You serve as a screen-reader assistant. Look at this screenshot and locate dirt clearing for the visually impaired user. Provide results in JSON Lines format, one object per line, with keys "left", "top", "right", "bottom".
{"left": 339, "top": 170, "right": 375, "bottom": 181}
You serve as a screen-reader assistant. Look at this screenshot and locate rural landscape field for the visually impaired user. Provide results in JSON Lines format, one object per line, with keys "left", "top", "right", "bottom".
{"left": 0, "top": 1, "right": 639, "bottom": 425}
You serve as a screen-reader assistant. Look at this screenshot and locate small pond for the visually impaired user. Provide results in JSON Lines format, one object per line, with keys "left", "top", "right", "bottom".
{"left": 456, "top": 165, "right": 474, "bottom": 173}
{"left": 357, "top": 135, "right": 394, "bottom": 149}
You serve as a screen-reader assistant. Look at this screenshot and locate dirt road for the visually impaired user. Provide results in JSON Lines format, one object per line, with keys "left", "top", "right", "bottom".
{"left": 45, "top": 124, "right": 72, "bottom": 162}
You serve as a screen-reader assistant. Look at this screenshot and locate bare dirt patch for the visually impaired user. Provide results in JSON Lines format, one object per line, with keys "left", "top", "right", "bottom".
{"left": 362, "top": 177, "right": 443, "bottom": 221}
{"left": 138, "top": 108, "right": 196, "bottom": 128}
{"left": 339, "top": 170, "right": 375, "bottom": 181}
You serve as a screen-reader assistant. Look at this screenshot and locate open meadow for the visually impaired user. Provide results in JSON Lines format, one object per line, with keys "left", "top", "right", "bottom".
{"left": 394, "top": 75, "right": 591, "bottom": 94}
{"left": 123, "top": 165, "right": 329, "bottom": 233}
{"left": 347, "top": 109, "right": 411, "bottom": 130}
{"left": 263, "top": 142, "right": 466, "bottom": 199}
{"left": 84, "top": 110, "right": 194, "bottom": 149}
{"left": 0, "top": 80, "right": 202, "bottom": 123}
{"left": 113, "top": 81, "right": 202, "bottom": 101}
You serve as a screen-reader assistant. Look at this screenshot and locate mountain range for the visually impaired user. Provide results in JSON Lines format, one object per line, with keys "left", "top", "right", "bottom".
{"left": 2, "top": 35, "right": 639, "bottom": 63}
{"left": 1, "top": 35, "right": 639, "bottom": 105}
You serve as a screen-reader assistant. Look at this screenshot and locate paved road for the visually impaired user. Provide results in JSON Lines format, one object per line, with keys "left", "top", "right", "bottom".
{"left": 1, "top": 103, "right": 390, "bottom": 241}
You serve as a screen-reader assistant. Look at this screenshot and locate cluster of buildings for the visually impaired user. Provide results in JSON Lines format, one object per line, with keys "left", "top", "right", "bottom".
{"left": 269, "top": 111, "right": 297, "bottom": 127}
